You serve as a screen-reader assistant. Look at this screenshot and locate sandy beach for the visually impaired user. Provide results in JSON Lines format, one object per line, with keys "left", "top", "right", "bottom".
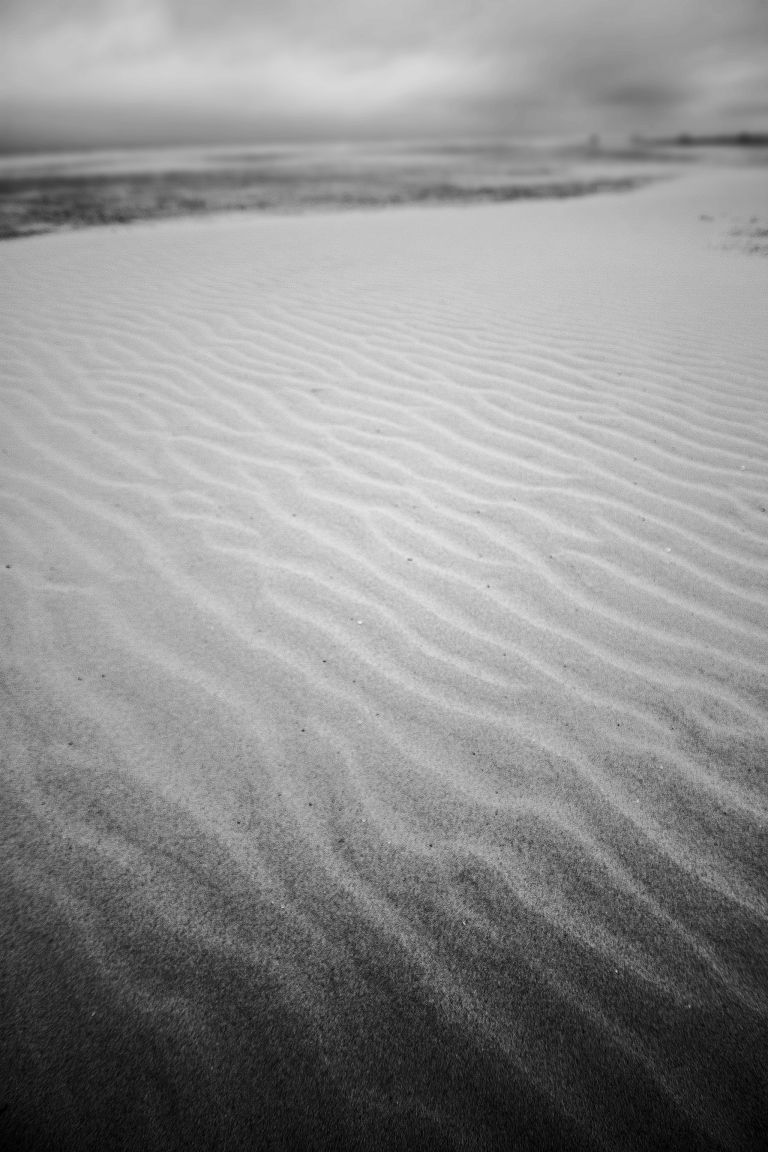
{"left": 1, "top": 165, "right": 767, "bottom": 1149}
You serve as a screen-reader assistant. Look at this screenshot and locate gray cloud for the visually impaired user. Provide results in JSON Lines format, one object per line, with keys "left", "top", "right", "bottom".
{"left": 1, "top": 1, "right": 766, "bottom": 151}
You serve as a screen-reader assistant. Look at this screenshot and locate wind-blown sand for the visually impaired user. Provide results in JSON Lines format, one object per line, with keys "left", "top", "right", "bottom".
{"left": 1, "top": 167, "right": 767, "bottom": 1150}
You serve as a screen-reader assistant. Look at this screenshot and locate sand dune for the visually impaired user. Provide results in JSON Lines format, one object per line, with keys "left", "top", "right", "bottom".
{"left": 2, "top": 167, "right": 768, "bottom": 1149}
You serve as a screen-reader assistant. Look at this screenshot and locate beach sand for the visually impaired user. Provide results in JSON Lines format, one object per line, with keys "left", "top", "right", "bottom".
{"left": 1, "top": 166, "right": 767, "bottom": 1149}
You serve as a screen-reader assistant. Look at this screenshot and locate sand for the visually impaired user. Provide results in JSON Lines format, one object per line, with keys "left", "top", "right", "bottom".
{"left": 1, "top": 166, "right": 767, "bottom": 1150}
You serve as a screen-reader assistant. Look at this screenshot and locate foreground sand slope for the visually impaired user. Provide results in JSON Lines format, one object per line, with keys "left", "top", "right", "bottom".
{"left": 1, "top": 168, "right": 767, "bottom": 1150}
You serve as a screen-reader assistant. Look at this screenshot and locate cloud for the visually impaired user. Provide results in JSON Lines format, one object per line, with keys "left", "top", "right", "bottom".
{"left": 1, "top": 1, "right": 767, "bottom": 150}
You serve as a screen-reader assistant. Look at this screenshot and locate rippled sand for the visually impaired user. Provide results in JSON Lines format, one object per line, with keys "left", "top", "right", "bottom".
{"left": 2, "top": 167, "right": 767, "bottom": 1150}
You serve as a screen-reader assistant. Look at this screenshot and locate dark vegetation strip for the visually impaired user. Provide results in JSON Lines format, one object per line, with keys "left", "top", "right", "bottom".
{"left": 0, "top": 172, "right": 653, "bottom": 240}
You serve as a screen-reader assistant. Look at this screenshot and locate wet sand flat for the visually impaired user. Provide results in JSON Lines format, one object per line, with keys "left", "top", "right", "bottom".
{"left": 1, "top": 167, "right": 768, "bottom": 1149}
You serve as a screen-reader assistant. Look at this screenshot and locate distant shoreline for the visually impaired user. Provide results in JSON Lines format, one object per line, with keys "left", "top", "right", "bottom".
{"left": 4, "top": 131, "right": 765, "bottom": 242}
{"left": 636, "top": 131, "right": 768, "bottom": 147}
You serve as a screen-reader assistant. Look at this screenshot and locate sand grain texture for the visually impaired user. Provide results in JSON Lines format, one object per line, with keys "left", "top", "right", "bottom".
{"left": 2, "top": 168, "right": 768, "bottom": 1150}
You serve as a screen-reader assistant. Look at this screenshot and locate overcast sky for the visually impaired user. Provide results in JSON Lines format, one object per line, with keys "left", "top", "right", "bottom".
{"left": 1, "top": 1, "right": 767, "bottom": 152}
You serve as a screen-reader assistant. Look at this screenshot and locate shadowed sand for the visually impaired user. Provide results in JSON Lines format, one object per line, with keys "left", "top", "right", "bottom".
{"left": 1, "top": 167, "right": 768, "bottom": 1150}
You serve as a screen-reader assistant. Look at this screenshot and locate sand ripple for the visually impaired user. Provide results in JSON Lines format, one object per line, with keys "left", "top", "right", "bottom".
{"left": 2, "top": 170, "right": 768, "bottom": 1149}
